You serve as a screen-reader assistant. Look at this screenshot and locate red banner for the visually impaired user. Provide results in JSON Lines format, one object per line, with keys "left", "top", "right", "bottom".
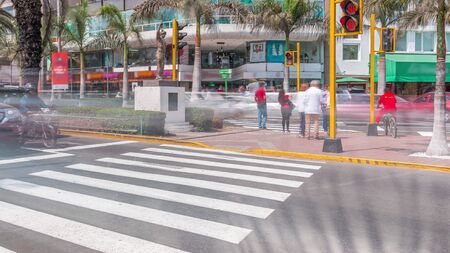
{"left": 51, "top": 52, "right": 69, "bottom": 90}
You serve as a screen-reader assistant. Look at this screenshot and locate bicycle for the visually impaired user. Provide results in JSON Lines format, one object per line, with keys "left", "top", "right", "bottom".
{"left": 381, "top": 112, "right": 397, "bottom": 138}
{"left": 18, "top": 108, "right": 58, "bottom": 148}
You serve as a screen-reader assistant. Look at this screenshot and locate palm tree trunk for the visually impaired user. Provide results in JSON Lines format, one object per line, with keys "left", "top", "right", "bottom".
{"left": 79, "top": 51, "right": 86, "bottom": 99}
{"left": 283, "top": 35, "right": 290, "bottom": 92}
{"left": 191, "top": 20, "right": 202, "bottom": 98}
{"left": 122, "top": 46, "right": 129, "bottom": 107}
{"left": 12, "top": 0, "right": 43, "bottom": 86}
{"left": 426, "top": 0, "right": 449, "bottom": 156}
{"left": 377, "top": 52, "right": 386, "bottom": 94}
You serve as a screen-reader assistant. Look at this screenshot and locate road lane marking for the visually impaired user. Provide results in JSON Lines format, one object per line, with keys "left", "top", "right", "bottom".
{"left": 43, "top": 141, "right": 138, "bottom": 152}
{"left": 143, "top": 147, "right": 320, "bottom": 172}
{"left": 32, "top": 170, "right": 274, "bottom": 219}
{"left": 418, "top": 131, "right": 433, "bottom": 137}
{"left": 0, "top": 201, "right": 188, "bottom": 253}
{"left": 0, "top": 153, "right": 73, "bottom": 166}
{"left": 72, "top": 162, "right": 291, "bottom": 201}
{"left": 0, "top": 246, "right": 15, "bottom": 253}
{"left": 0, "top": 179, "right": 251, "bottom": 244}
{"left": 160, "top": 144, "right": 326, "bottom": 164}
{"left": 122, "top": 152, "right": 318, "bottom": 177}
{"left": 96, "top": 156, "right": 303, "bottom": 187}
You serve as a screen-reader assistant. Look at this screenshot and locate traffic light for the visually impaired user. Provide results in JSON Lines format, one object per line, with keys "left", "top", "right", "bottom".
{"left": 172, "top": 20, "right": 188, "bottom": 80}
{"left": 340, "top": 0, "right": 362, "bottom": 34}
{"left": 285, "top": 51, "right": 294, "bottom": 66}
{"left": 382, "top": 28, "right": 396, "bottom": 52}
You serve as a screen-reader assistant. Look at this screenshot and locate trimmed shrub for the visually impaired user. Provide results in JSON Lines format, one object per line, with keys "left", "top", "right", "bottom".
{"left": 56, "top": 106, "right": 165, "bottom": 136}
{"left": 186, "top": 107, "right": 214, "bottom": 132}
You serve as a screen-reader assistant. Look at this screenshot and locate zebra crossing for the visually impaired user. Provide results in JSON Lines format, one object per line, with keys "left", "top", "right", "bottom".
{"left": 0, "top": 144, "right": 323, "bottom": 253}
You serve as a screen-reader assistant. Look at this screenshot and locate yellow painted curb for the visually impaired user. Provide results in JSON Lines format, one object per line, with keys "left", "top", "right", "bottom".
{"left": 61, "top": 129, "right": 450, "bottom": 173}
{"left": 245, "top": 149, "right": 450, "bottom": 173}
{"left": 59, "top": 129, "right": 211, "bottom": 148}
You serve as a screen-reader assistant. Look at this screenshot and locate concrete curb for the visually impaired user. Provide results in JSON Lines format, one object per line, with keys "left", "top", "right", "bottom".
{"left": 61, "top": 129, "right": 450, "bottom": 174}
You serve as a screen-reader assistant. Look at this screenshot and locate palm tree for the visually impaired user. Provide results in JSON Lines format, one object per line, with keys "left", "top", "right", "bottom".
{"left": 400, "top": 0, "right": 449, "bottom": 156}
{"left": 63, "top": 0, "right": 90, "bottom": 99}
{"left": 99, "top": 4, "right": 142, "bottom": 107}
{"left": 11, "top": 0, "right": 43, "bottom": 86}
{"left": 133, "top": 0, "right": 216, "bottom": 94}
{"left": 249, "top": 0, "right": 322, "bottom": 91}
{"left": 0, "top": 0, "right": 14, "bottom": 34}
{"left": 365, "top": 0, "right": 409, "bottom": 94}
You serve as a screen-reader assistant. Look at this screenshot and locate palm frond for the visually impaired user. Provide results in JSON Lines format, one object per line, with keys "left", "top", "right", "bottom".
{"left": 214, "top": 0, "right": 250, "bottom": 25}
{"left": 398, "top": 0, "right": 438, "bottom": 29}
{"left": 132, "top": 0, "right": 178, "bottom": 21}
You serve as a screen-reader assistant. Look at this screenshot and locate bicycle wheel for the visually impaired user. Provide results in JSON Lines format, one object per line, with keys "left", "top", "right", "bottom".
{"left": 389, "top": 117, "right": 397, "bottom": 138}
{"left": 42, "top": 125, "right": 57, "bottom": 148}
{"left": 384, "top": 117, "right": 389, "bottom": 136}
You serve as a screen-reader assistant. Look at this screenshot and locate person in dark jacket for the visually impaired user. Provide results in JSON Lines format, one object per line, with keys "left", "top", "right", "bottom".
{"left": 19, "top": 83, "right": 47, "bottom": 114}
{"left": 278, "top": 89, "right": 294, "bottom": 133}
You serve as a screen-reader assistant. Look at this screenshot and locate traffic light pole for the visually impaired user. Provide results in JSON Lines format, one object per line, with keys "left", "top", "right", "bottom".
{"left": 323, "top": 0, "right": 343, "bottom": 153}
{"left": 368, "top": 13, "right": 378, "bottom": 136}
{"left": 296, "top": 42, "right": 301, "bottom": 92}
{"left": 172, "top": 19, "right": 178, "bottom": 81}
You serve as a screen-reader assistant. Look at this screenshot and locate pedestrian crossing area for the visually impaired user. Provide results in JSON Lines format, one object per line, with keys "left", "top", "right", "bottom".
{"left": 0, "top": 144, "right": 323, "bottom": 253}
{"left": 225, "top": 119, "right": 358, "bottom": 133}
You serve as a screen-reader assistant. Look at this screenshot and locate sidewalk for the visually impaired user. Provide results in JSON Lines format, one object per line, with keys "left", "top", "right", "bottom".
{"left": 176, "top": 127, "right": 450, "bottom": 167}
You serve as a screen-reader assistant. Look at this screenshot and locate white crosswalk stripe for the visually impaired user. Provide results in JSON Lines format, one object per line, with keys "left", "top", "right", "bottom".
{"left": 0, "top": 200, "right": 188, "bottom": 253}
{"left": 31, "top": 170, "right": 274, "bottom": 219}
{"left": 97, "top": 157, "right": 304, "bottom": 187}
{"left": 0, "top": 179, "right": 251, "bottom": 244}
{"left": 70, "top": 162, "right": 292, "bottom": 200}
{"left": 0, "top": 144, "right": 322, "bottom": 252}
{"left": 122, "top": 152, "right": 317, "bottom": 176}
{"left": 0, "top": 246, "right": 15, "bottom": 253}
{"left": 142, "top": 147, "right": 320, "bottom": 172}
{"left": 160, "top": 144, "right": 326, "bottom": 164}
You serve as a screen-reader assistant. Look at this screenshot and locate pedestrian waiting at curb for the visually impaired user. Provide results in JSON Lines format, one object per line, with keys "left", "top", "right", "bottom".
{"left": 296, "top": 83, "right": 309, "bottom": 138}
{"left": 254, "top": 81, "right": 267, "bottom": 129}
{"left": 278, "top": 89, "right": 295, "bottom": 133}
{"left": 304, "top": 80, "right": 323, "bottom": 140}
{"left": 321, "top": 85, "right": 330, "bottom": 137}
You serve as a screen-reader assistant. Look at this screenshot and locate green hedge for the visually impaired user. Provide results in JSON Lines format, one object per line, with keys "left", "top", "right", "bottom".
{"left": 186, "top": 107, "right": 215, "bottom": 132}
{"left": 57, "top": 106, "right": 166, "bottom": 136}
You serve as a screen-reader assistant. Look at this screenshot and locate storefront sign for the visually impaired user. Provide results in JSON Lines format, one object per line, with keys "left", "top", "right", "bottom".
{"left": 249, "top": 42, "right": 266, "bottom": 63}
{"left": 51, "top": 52, "right": 69, "bottom": 90}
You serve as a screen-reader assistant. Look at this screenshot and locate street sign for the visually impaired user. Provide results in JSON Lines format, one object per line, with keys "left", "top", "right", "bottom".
{"left": 219, "top": 69, "right": 232, "bottom": 79}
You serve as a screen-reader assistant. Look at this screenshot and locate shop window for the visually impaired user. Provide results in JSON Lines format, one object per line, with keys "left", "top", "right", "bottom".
{"left": 446, "top": 33, "right": 450, "bottom": 52}
{"left": 415, "top": 33, "right": 422, "bottom": 52}
{"left": 343, "top": 44, "right": 359, "bottom": 61}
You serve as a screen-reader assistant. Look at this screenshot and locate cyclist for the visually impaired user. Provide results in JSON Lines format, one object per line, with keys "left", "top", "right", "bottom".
{"left": 376, "top": 88, "right": 397, "bottom": 124}
{"left": 18, "top": 83, "right": 49, "bottom": 135}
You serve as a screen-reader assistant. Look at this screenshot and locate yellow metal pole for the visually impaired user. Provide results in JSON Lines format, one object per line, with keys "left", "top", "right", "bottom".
{"left": 296, "top": 42, "right": 301, "bottom": 92}
{"left": 172, "top": 19, "right": 178, "bottom": 81}
{"left": 370, "top": 14, "right": 376, "bottom": 124}
{"left": 329, "top": 0, "right": 336, "bottom": 140}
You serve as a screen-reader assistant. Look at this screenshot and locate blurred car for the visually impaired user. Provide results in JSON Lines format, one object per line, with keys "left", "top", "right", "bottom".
{"left": 336, "top": 94, "right": 414, "bottom": 122}
{"left": 0, "top": 86, "right": 25, "bottom": 108}
{"left": 411, "top": 92, "right": 450, "bottom": 122}
{"left": 0, "top": 102, "right": 22, "bottom": 142}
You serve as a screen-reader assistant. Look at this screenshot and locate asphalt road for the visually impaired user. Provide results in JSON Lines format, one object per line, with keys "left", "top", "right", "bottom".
{"left": 0, "top": 136, "right": 449, "bottom": 253}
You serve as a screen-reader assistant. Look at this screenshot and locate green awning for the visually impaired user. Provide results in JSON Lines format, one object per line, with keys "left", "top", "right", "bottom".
{"left": 374, "top": 53, "right": 450, "bottom": 82}
{"left": 336, "top": 77, "right": 368, "bottom": 83}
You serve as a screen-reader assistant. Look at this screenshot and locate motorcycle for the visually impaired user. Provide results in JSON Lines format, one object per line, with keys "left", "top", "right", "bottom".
{"left": 18, "top": 108, "right": 58, "bottom": 148}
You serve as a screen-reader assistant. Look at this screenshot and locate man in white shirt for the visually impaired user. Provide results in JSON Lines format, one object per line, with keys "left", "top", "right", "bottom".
{"left": 296, "top": 83, "right": 309, "bottom": 137}
{"left": 303, "top": 80, "right": 323, "bottom": 139}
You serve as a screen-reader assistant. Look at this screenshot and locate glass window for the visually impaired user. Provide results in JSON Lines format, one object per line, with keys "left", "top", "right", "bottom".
{"left": 415, "top": 32, "right": 422, "bottom": 52}
{"left": 446, "top": 33, "right": 450, "bottom": 52}
{"left": 423, "top": 32, "right": 435, "bottom": 52}
{"left": 343, "top": 44, "right": 359, "bottom": 61}
{"left": 395, "top": 33, "right": 407, "bottom": 52}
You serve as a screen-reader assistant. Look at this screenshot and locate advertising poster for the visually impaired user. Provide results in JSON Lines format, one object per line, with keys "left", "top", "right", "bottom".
{"left": 51, "top": 52, "right": 69, "bottom": 90}
{"left": 249, "top": 42, "right": 266, "bottom": 63}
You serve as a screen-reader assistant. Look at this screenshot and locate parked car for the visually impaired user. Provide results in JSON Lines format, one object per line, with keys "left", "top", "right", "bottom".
{"left": 0, "top": 86, "right": 25, "bottom": 108}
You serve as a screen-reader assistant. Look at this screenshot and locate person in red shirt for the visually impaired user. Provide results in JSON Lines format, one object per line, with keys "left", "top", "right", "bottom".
{"left": 254, "top": 81, "right": 267, "bottom": 129}
{"left": 376, "top": 88, "right": 397, "bottom": 123}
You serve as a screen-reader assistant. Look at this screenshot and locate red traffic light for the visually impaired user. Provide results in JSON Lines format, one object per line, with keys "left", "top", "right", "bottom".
{"left": 340, "top": 16, "right": 359, "bottom": 32}
{"left": 340, "top": 0, "right": 358, "bottom": 15}
{"left": 285, "top": 52, "right": 294, "bottom": 66}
